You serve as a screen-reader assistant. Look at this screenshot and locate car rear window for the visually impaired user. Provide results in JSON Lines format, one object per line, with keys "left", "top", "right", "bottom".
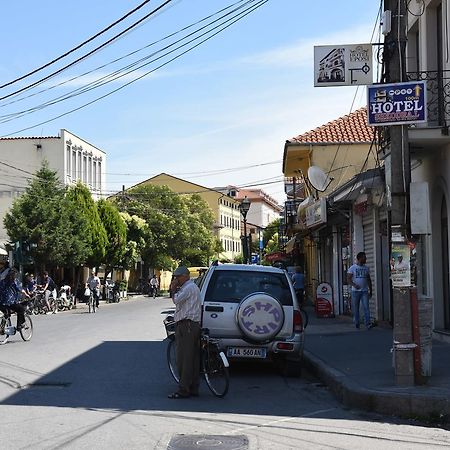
{"left": 204, "top": 270, "right": 293, "bottom": 305}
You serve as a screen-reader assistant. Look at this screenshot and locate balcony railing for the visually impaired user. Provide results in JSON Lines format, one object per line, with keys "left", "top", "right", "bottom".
{"left": 406, "top": 70, "right": 450, "bottom": 127}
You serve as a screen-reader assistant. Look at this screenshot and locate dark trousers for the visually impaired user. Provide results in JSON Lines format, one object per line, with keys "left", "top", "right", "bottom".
{"left": 1, "top": 303, "right": 25, "bottom": 328}
{"left": 175, "top": 319, "right": 201, "bottom": 396}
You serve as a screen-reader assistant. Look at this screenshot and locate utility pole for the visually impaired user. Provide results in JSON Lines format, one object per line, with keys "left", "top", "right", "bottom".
{"left": 384, "top": 0, "right": 415, "bottom": 386}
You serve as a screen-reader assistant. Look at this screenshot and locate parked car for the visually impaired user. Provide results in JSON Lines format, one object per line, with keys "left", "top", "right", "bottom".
{"left": 199, "top": 263, "right": 305, "bottom": 376}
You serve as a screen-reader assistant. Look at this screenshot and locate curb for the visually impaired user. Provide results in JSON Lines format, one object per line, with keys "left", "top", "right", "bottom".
{"left": 303, "top": 349, "right": 450, "bottom": 422}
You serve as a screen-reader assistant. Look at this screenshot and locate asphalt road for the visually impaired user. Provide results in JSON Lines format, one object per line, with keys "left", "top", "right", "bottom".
{"left": 0, "top": 296, "right": 449, "bottom": 450}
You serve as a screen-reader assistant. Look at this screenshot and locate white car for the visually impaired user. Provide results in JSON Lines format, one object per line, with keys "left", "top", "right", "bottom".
{"left": 199, "top": 263, "right": 305, "bottom": 376}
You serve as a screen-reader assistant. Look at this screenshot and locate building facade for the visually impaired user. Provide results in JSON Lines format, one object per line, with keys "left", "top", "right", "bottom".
{"left": 0, "top": 129, "right": 106, "bottom": 247}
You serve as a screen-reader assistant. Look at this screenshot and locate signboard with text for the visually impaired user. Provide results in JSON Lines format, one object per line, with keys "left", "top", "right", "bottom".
{"left": 367, "top": 81, "right": 427, "bottom": 126}
{"left": 315, "top": 282, "right": 335, "bottom": 318}
{"left": 305, "top": 198, "right": 327, "bottom": 228}
{"left": 314, "top": 44, "right": 373, "bottom": 87}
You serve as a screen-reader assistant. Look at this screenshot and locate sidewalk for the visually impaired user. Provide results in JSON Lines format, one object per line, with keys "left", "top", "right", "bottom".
{"left": 302, "top": 308, "right": 450, "bottom": 422}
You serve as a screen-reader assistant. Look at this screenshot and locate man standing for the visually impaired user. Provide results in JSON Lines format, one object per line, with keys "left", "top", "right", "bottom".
{"left": 168, "top": 266, "right": 201, "bottom": 399}
{"left": 149, "top": 274, "right": 159, "bottom": 298}
{"left": 42, "top": 271, "right": 57, "bottom": 314}
{"left": 86, "top": 271, "right": 101, "bottom": 308}
{"left": 347, "top": 252, "right": 373, "bottom": 330}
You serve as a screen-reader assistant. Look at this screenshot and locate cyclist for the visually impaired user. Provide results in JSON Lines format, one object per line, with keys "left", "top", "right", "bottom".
{"left": 86, "top": 271, "right": 101, "bottom": 308}
{"left": 0, "top": 268, "right": 28, "bottom": 329}
{"left": 291, "top": 266, "right": 305, "bottom": 307}
{"left": 25, "top": 273, "right": 37, "bottom": 297}
{"left": 168, "top": 266, "right": 201, "bottom": 399}
{"left": 149, "top": 274, "right": 159, "bottom": 298}
{"left": 41, "top": 271, "right": 57, "bottom": 314}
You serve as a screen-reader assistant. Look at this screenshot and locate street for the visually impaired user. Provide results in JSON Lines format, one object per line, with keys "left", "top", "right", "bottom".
{"left": 0, "top": 296, "right": 449, "bottom": 450}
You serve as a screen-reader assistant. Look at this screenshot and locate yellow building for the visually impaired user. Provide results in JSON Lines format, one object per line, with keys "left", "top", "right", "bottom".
{"left": 135, "top": 173, "right": 242, "bottom": 261}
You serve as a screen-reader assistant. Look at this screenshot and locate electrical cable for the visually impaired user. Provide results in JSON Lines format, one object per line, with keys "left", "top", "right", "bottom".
{"left": 0, "top": 0, "right": 249, "bottom": 110}
{"left": 0, "top": 0, "right": 158, "bottom": 90}
{"left": 0, "top": 0, "right": 174, "bottom": 102}
{"left": 1, "top": 0, "right": 268, "bottom": 136}
{"left": 0, "top": 0, "right": 261, "bottom": 123}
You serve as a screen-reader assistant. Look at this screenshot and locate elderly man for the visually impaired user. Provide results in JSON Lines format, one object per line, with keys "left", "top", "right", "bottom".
{"left": 168, "top": 266, "right": 202, "bottom": 399}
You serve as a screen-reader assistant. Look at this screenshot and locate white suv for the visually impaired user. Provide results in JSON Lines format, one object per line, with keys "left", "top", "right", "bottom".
{"left": 198, "top": 263, "right": 305, "bottom": 376}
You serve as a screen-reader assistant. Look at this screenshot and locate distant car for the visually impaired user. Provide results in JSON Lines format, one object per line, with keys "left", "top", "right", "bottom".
{"left": 199, "top": 264, "right": 305, "bottom": 376}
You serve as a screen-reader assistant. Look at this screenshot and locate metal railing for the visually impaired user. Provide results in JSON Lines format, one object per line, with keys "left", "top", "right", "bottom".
{"left": 406, "top": 70, "right": 450, "bottom": 127}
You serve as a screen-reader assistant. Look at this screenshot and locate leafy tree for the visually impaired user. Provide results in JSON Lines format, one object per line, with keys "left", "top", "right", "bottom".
{"left": 66, "top": 182, "right": 107, "bottom": 267}
{"left": 263, "top": 218, "right": 281, "bottom": 247}
{"left": 4, "top": 163, "right": 89, "bottom": 270}
{"left": 97, "top": 199, "right": 127, "bottom": 273}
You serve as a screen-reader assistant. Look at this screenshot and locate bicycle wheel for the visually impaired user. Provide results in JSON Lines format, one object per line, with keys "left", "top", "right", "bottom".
{"left": 167, "top": 338, "right": 180, "bottom": 383}
{"left": 19, "top": 315, "right": 33, "bottom": 341}
{"left": 0, "top": 315, "right": 10, "bottom": 345}
{"left": 202, "top": 345, "right": 229, "bottom": 398}
{"left": 51, "top": 297, "right": 58, "bottom": 314}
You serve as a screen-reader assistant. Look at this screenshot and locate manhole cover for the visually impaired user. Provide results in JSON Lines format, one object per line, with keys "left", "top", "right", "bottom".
{"left": 168, "top": 435, "right": 248, "bottom": 450}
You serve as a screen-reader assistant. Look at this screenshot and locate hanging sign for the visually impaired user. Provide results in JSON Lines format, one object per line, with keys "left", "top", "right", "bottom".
{"left": 314, "top": 44, "right": 373, "bottom": 87}
{"left": 367, "top": 81, "right": 427, "bottom": 126}
{"left": 315, "top": 282, "right": 335, "bottom": 318}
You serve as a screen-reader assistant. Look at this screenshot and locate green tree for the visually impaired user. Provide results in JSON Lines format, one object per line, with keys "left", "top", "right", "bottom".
{"left": 4, "top": 164, "right": 90, "bottom": 269}
{"left": 97, "top": 199, "right": 127, "bottom": 273}
{"left": 66, "top": 182, "right": 107, "bottom": 267}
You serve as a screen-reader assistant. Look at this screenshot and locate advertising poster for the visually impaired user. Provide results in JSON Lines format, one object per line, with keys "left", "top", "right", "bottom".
{"left": 315, "top": 282, "right": 335, "bottom": 318}
{"left": 391, "top": 243, "right": 411, "bottom": 287}
{"left": 314, "top": 44, "right": 373, "bottom": 87}
{"left": 367, "top": 81, "right": 427, "bottom": 126}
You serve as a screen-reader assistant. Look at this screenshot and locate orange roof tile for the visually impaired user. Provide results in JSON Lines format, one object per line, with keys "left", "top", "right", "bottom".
{"left": 288, "top": 107, "right": 374, "bottom": 145}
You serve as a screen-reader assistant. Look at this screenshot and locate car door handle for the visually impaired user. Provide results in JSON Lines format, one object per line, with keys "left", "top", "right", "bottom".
{"left": 205, "top": 306, "right": 224, "bottom": 312}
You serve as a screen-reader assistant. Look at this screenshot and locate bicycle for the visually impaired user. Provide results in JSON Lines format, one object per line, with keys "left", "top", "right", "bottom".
{"left": 0, "top": 302, "right": 33, "bottom": 345}
{"left": 164, "top": 316, "right": 230, "bottom": 398}
{"left": 33, "top": 289, "right": 57, "bottom": 314}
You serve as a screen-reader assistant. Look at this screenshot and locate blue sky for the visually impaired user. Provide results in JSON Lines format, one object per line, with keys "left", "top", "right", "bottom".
{"left": 0, "top": 0, "right": 381, "bottom": 202}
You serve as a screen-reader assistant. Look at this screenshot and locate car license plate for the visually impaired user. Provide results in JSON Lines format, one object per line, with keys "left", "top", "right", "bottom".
{"left": 227, "top": 347, "right": 267, "bottom": 358}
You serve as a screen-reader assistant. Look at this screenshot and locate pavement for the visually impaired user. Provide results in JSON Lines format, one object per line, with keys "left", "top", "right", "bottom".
{"left": 302, "top": 307, "right": 450, "bottom": 423}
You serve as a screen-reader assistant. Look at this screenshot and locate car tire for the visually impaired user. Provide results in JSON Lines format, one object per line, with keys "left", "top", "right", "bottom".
{"left": 236, "top": 293, "right": 285, "bottom": 343}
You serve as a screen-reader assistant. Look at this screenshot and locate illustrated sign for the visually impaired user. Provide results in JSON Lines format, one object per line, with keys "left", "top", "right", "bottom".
{"left": 306, "top": 198, "right": 327, "bottom": 228}
{"left": 391, "top": 243, "right": 411, "bottom": 287}
{"left": 367, "top": 81, "right": 427, "bottom": 126}
{"left": 315, "top": 282, "right": 335, "bottom": 318}
{"left": 314, "top": 44, "right": 373, "bottom": 87}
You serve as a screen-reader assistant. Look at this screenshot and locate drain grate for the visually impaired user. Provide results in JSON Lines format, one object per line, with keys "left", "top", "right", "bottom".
{"left": 168, "top": 435, "right": 248, "bottom": 450}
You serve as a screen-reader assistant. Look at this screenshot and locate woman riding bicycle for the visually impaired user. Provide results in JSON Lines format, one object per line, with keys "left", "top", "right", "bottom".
{"left": 0, "top": 268, "right": 29, "bottom": 329}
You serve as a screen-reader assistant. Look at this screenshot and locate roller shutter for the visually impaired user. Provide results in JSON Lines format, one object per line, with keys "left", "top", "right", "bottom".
{"left": 363, "top": 210, "right": 377, "bottom": 320}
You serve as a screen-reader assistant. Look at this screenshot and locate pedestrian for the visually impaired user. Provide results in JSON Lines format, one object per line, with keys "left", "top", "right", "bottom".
{"left": 149, "top": 274, "right": 159, "bottom": 298}
{"left": 0, "top": 268, "right": 28, "bottom": 329}
{"left": 41, "top": 271, "right": 57, "bottom": 314}
{"left": 86, "top": 271, "right": 101, "bottom": 308}
{"left": 168, "top": 265, "right": 201, "bottom": 399}
{"left": 347, "top": 252, "right": 373, "bottom": 329}
{"left": 291, "top": 266, "right": 305, "bottom": 306}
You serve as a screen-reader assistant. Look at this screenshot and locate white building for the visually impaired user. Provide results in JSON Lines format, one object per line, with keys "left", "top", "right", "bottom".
{"left": 0, "top": 129, "right": 106, "bottom": 247}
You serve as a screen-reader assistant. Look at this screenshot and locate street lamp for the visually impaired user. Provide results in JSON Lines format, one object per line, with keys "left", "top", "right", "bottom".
{"left": 238, "top": 196, "right": 251, "bottom": 264}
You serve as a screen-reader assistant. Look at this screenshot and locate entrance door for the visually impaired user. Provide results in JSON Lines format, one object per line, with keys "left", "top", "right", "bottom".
{"left": 441, "top": 197, "right": 450, "bottom": 329}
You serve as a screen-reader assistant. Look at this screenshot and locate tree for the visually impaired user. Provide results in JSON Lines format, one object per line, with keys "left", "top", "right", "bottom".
{"left": 4, "top": 163, "right": 90, "bottom": 270}
{"left": 119, "top": 212, "right": 151, "bottom": 269}
{"left": 97, "top": 199, "right": 127, "bottom": 273}
{"left": 66, "top": 182, "right": 107, "bottom": 268}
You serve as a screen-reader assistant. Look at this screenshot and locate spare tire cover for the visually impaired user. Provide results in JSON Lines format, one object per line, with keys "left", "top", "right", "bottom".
{"left": 237, "top": 293, "right": 285, "bottom": 342}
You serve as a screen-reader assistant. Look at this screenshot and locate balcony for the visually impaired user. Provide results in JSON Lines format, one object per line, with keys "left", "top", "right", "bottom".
{"left": 406, "top": 70, "right": 450, "bottom": 128}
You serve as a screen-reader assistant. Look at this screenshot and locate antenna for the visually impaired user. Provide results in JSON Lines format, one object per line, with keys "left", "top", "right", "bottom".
{"left": 307, "top": 166, "right": 333, "bottom": 192}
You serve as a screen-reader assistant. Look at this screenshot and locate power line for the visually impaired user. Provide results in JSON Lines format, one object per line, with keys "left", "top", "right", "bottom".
{"left": 0, "top": 0, "right": 174, "bottom": 102}
{"left": 0, "top": 0, "right": 157, "bottom": 90}
{"left": 1, "top": 0, "right": 268, "bottom": 136}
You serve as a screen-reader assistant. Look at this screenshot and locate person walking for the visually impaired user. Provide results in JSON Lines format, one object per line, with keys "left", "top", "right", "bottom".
{"left": 168, "top": 266, "right": 201, "bottom": 399}
{"left": 291, "top": 266, "right": 305, "bottom": 306}
{"left": 41, "top": 271, "right": 57, "bottom": 314}
{"left": 347, "top": 252, "right": 373, "bottom": 330}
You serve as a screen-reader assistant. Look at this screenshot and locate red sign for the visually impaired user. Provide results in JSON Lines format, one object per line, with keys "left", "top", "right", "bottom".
{"left": 315, "top": 282, "right": 335, "bottom": 318}
{"left": 265, "top": 251, "right": 286, "bottom": 262}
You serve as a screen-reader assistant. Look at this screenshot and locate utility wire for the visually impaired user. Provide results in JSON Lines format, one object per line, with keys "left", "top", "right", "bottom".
{"left": 0, "top": 0, "right": 157, "bottom": 90}
{"left": 0, "top": 0, "right": 174, "bottom": 102}
{"left": 2, "top": 0, "right": 268, "bottom": 136}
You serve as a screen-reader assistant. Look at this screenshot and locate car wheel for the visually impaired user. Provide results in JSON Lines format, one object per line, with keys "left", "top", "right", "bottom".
{"left": 236, "top": 293, "right": 285, "bottom": 343}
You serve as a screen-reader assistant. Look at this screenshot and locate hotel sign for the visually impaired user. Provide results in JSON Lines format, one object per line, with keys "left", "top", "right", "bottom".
{"left": 306, "top": 198, "right": 327, "bottom": 228}
{"left": 367, "top": 81, "right": 427, "bottom": 126}
{"left": 314, "top": 44, "right": 373, "bottom": 87}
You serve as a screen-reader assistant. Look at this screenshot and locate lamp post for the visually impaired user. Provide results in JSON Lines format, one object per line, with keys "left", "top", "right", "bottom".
{"left": 238, "top": 196, "right": 251, "bottom": 264}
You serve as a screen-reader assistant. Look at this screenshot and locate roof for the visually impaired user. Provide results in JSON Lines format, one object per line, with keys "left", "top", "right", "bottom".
{"left": 287, "top": 107, "right": 374, "bottom": 145}
{"left": 0, "top": 136, "right": 59, "bottom": 140}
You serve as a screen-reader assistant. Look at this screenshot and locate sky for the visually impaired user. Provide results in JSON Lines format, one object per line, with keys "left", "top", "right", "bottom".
{"left": 0, "top": 0, "right": 382, "bottom": 203}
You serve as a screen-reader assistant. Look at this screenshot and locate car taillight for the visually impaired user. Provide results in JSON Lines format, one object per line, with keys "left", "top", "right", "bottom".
{"left": 293, "top": 309, "right": 303, "bottom": 333}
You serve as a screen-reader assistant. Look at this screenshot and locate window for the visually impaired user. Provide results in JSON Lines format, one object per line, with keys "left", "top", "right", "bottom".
{"left": 83, "top": 156, "right": 87, "bottom": 183}
{"left": 98, "top": 161, "right": 102, "bottom": 188}
{"left": 72, "top": 150, "right": 77, "bottom": 179}
{"left": 88, "top": 156, "right": 92, "bottom": 185}
{"left": 77, "top": 152, "right": 82, "bottom": 181}
{"left": 93, "top": 161, "right": 97, "bottom": 189}
{"left": 66, "top": 145, "right": 71, "bottom": 175}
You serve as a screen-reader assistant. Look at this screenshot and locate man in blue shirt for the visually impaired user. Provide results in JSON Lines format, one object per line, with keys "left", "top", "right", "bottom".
{"left": 291, "top": 266, "right": 305, "bottom": 306}
{"left": 0, "top": 268, "right": 27, "bottom": 329}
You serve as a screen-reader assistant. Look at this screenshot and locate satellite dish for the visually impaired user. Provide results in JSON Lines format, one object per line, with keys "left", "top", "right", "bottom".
{"left": 307, "top": 166, "right": 333, "bottom": 192}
